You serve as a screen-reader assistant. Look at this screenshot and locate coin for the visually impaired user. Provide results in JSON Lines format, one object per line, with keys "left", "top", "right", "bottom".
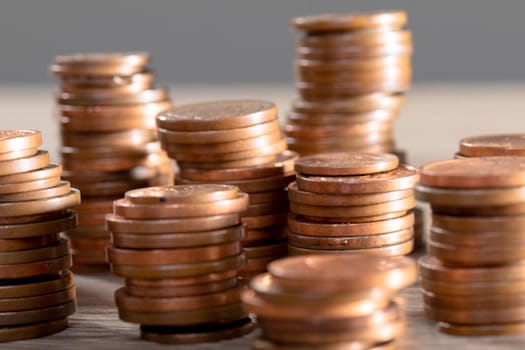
{"left": 0, "top": 318, "right": 68, "bottom": 343}
{"left": 0, "top": 300, "right": 76, "bottom": 326}
{"left": 0, "top": 210, "right": 77, "bottom": 239}
{"left": 437, "top": 321, "right": 525, "bottom": 336}
{"left": 299, "top": 30, "right": 412, "bottom": 48}
{"left": 297, "top": 45, "right": 413, "bottom": 60}
{"left": 0, "top": 130, "right": 42, "bottom": 154}
{"left": 292, "top": 94, "right": 404, "bottom": 114}
{"left": 285, "top": 121, "right": 393, "bottom": 138}
{"left": 0, "top": 176, "right": 62, "bottom": 195}
{"left": 459, "top": 134, "right": 525, "bottom": 156}
{"left": 424, "top": 304, "right": 525, "bottom": 325}
{"left": 0, "top": 181, "right": 71, "bottom": 203}
{"left": 243, "top": 226, "right": 287, "bottom": 243}
{"left": 61, "top": 128, "right": 155, "bottom": 148}
{"left": 292, "top": 11, "right": 407, "bottom": 32}
{"left": 0, "top": 233, "right": 60, "bottom": 252}
{"left": 415, "top": 184, "right": 525, "bottom": 206}
{"left": 432, "top": 213, "right": 525, "bottom": 232}
{"left": 243, "top": 241, "right": 288, "bottom": 259}
{"left": 295, "top": 152, "right": 398, "bottom": 176}
{"left": 0, "top": 150, "right": 49, "bottom": 176}
{"left": 52, "top": 52, "right": 149, "bottom": 74}
{"left": 422, "top": 289, "right": 525, "bottom": 310}
{"left": 58, "top": 87, "right": 169, "bottom": 105}
{"left": 430, "top": 226, "right": 525, "bottom": 246}
{"left": 421, "top": 278, "right": 525, "bottom": 296}
{"left": 0, "top": 254, "right": 72, "bottom": 279}
{"left": 0, "top": 189, "right": 80, "bottom": 217}
{"left": 178, "top": 173, "right": 295, "bottom": 194}
{"left": 251, "top": 337, "right": 395, "bottom": 350}
{"left": 126, "top": 278, "right": 238, "bottom": 298}
{"left": 0, "top": 239, "right": 69, "bottom": 264}
{"left": 287, "top": 110, "right": 398, "bottom": 126}
{"left": 0, "top": 287, "right": 76, "bottom": 312}
{"left": 0, "top": 271, "right": 73, "bottom": 299}
{"left": 288, "top": 240, "right": 413, "bottom": 257}
{"left": 126, "top": 269, "right": 238, "bottom": 288}
{"left": 59, "top": 70, "right": 154, "bottom": 89}
{"left": 242, "top": 214, "right": 288, "bottom": 229}
{"left": 125, "top": 184, "right": 239, "bottom": 204}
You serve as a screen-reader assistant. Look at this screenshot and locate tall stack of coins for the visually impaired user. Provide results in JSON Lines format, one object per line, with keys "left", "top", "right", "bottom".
{"left": 0, "top": 130, "right": 79, "bottom": 342}
{"left": 157, "top": 100, "right": 298, "bottom": 280}
{"left": 50, "top": 52, "right": 173, "bottom": 270}
{"left": 288, "top": 152, "right": 417, "bottom": 256}
{"left": 286, "top": 11, "right": 412, "bottom": 159}
{"left": 416, "top": 157, "right": 525, "bottom": 335}
{"left": 457, "top": 133, "right": 525, "bottom": 158}
{"left": 242, "top": 254, "right": 416, "bottom": 350}
{"left": 106, "top": 184, "right": 254, "bottom": 343}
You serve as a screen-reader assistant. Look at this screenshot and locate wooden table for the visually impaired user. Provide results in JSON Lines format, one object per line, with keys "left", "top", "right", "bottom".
{"left": 4, "top": 83, "right": 525, "bottom": 349}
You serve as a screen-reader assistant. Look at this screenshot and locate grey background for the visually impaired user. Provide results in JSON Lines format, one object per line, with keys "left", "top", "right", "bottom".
{"left": 0, "top": 0, "right": 524, "bottom": 84}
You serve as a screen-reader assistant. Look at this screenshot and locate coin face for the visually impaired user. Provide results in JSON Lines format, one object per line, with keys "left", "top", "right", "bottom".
{"left": 295, "top": 152, "right": 399, "bottom": 176}
{"left": 125, "top": 184, "right": 239, "bottom": 204}
{"left": 459, "top": 134, "right": 525, "bottom": 156}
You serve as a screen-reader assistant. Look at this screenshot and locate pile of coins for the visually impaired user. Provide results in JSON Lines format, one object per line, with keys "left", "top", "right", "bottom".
{"left": 287, "top": 152, "right": 417, "bottom": 256}
{"left": 157, "top": 100, "right": 297, "bottom": 280}
{"left": 416, "top": 157, "right": 525, "bottom": 335}
{"left": 457, "top": 133, "right": 525, "bottom": 158}
{"left": 106, "top": 184, "right": 254, "bottom": 344}
{"left": 286, "top": 11, "right": 412, "bottom": 158}
{"left": 50, "top": 52, "right": 173, "bottom": 270}
{"left": 242, "top": 254, "right": 416, "bottom": 350}
{"left": 0, "top": 130, "right": 79, "bottom": 342}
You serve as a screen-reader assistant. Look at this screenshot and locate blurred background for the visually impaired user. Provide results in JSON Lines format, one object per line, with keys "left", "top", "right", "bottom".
{"left": 1, "top": 0, "right": 524, "bottom": 85}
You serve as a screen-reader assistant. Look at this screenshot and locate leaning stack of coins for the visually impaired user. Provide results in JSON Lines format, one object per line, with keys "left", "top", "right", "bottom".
{"left": 286, "top": 11, "right": 412, "bottom": 159}
{"left": 416, "top": 157, "right": 525, "bottom": 335}
{"left": 106, "top": 184, "right": 255, "bottom": 343}
{"left": 0, "top": 130, "right": 79, "bottom": 342}
{"left": 457, "top": 133, "right": 525, "bottom": 158}
{"left": 288, "top": 152, "right": 417, "bottom": 256}
{"left": 157, "top": 100, "right": 298, "bottom": 280}
{"left": 242, "top": 254, "right": 416, "bottom": 350}
{"left": 50, "top": 52, "right": 173, "bottom": 270}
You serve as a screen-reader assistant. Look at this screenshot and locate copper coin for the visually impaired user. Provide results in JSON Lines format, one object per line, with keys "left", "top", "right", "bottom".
{"left": 125, "top": 184, "right": 238, "bottom": 204}
{"left": 58, "top": 87, "right": 169, "bottom": 106}
{"left": 430, "top": 226, "right": 525, "bottom": 246}
{"left": 0, "top": 176, "right": 61, "bottom": 196}
{"left": 126, "top": 278, "right": 238, "bottom": 298}
{"left": 432, "top": 213, "right": 525, "bottom": 232}
{"left": 0, "top": 189, "right": 80, "bottom": 218}
{"left": 290, "top": 197, "right": 415, "bottom": 218}
{"left": 0, "top": 181, "right": 71, "bottom": 203}
{"left": 296, "top": 81, "right": 411, "bottom": 98}
{"left": 289, "top": 239, "right": 413, "bottom": 256}
{"left": 179, "top": 151, "right": 298, "bottom": 181}
{"left": 59, "top": 78, "right": 153, "bottom": 95}
{"left": 0, "top": 238, "right": 69, "bottom": 264}
{"left": 61, "top": 142, "right": 160, "bottom": 159}
{"left": 113, "top": 193, "right": 248, "bottom": 219}
{"left": 0, "top": 210, "right": 77, "bottom": 239}
{"left": 111, "top": 225, "right": 244, "bottom": 249}
{"left": 119, "top": 301, "right": 246, "bottom": 326}
{"left": 0, "top": 150, "right": 49, "bottom": 177}
{"left": 157, "top": 100, "right": 277, "bottom": 131}
{"left": 422, "top": 289, "right": 525, "bottom": 310}
{"left": 243, "top": 241, "right": 288, "bottom": 259}
{"left": 296, "top": 45, "right": 413, "bottom": 60}
{"left": 0, "top": 233, "right": 60, "bottom": 252}
{"left": 0, "top": 253, "right": 71, "bottom": 279}
{"left": 247, "top": 190, "right": 288, "bottom": 205}
{"left": 268, "top": 254, "right": 416, "bottom": 292}
{"left": 0, "top": 271, "right": 73, "bottom": 298}
{"left": 299, "top": 210, "right": 408, "bottom": 224}
{"left": 59, "top": 70, "right": 154, "bottom": 89}
{"left": 288, "top": 212, "right": 414, "bottom": 237}
{"left": 69, "top": 237, "right": 109, "bottom": 251}
{"left": 288, "top": 183, "right": 411, "bottom": 206}
{"left": 0, "top": 300, "right": 76, "bottom": 326}
{"left": 158, "top": 119, "right": 280, "bottom": 144}
{"left": 299, "top": 30, "right": 411, "bottom": 48}
{"left": 106, "top": 213, "right": 240, "bottom": 234}
{"left": 59, "top": 100, "right": 171, "bottom": 119}
{"left": 240, "top": 255, "right": 276, "bottom": 273}
{"left": 421, "top": 278, "right": 525, "bottom": 296}
{"left": 251, "top": 337, "right": 395, "bottom": 350}
{"left": 73, "top": 179, "right": 151, "bottom": 197}
{"left": 0, "top": 210, "right": 71, "bottom": 225}
{"left": 177, "top": 155, "right": 278, "bottom": 170}
{"left": 61, "top": 128, "right": 155, "bottom": 148}
{"left": 0, "top": 130, "right": 41, "bottom": 154}
{"left": 437, "top": 321, "right": 525, "bottom": 336}
{"left": 242, "top": 213, "right": 288, "bottom": 229}
{"left": 0, "top": 318, "right": 68, "bottom": 343}
{"left": 288, "top": 228, "right": 413, "bottom": 250}
{"left": 53, "top": 51, "right": 148, "bottom": 72}
{"left": 111, "top": 253, "right": 245, "bottom": 279}
{"left": 415, "top": 184, "right": 525, "bottom": 206}
{"left": 0, "top": 286, "right": 76, "bottom": 312}
{"left": 66, "top": 226, "right": 109, "bottom": 239}
{"left": 108, "top": 241, "right": 241, "bottom": 265}
{"left": 245, "top": 202, "right": 290, "bottom": 217}
{"left": 126, "top": 269, "right": 237, "bottom": 288}
{"left": 292, "top": 94, "right": 404, "bottom": 114}
{"left": 178, "top": 173, "right": 295, "bottom": 194}
{"left": 0, "top": 147, "right": 38, "bottom": 162}
{"left": 116, "top": 284, "right": 242, "bottom": 312}
{"left": 432, "top": 203, "right": 525, "bottom": 216}
{"left": 424, "top": 304, "right": 525, "bottom": 325}
{"left": 288, "top": 133, "right": 394, "bottom": 149}
{"left": 294, "top": 152, "right": 398, "bottom": 176}
{"left": 140, "top": 317, "right": 254, "bottom": 344}
{"left": 74, "top": 199, "right": 114, "bottom": 215}
{"left": 61, "top": 154, "right": 160, "bottom": 173}
{"left": 287, "top": 109, "right": 398, "bottom": 126}
{"left": 459, "top": 134, "right": 525, "bottom": 156}
{"left": 285, "top": 121, "right": 393, "bottom": 138}
{"left": 296, "top": 164, "right": 418, "bottom": 194}
{"left": 418, "top": 255, "right": 525, "bottom": 283}
{"left": 243, "top": 226, "right": 287, "bottom": 243}
{"left": 419, "top": 157, "right": 525, "bottom": 188}
{"left": 292, "top": 11, "right": 407, "bottom": 32}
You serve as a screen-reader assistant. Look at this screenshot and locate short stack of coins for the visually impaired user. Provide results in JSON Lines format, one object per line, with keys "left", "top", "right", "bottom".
{"left": 106, "top": 184, "right": 255, "bottom": 343}
{"left": 157, "top": 100, "right": 298, "bottom": 280}
{"left": 416, "top": 157, "right": 525, "bottom": 335}
{"left": 50, "top": 52, "right": 173, "bottom": 270}
{"left": 288, "top": 152, "right": 418, "bottom": 256}
{"left": 286, "top": 11, "right": 412, "bottom": 159}
{"left": 0, "top": 130, "right": 79, "bottom": 342}
{"left": 242, "top": 254, "right": 416, "bottom": 350}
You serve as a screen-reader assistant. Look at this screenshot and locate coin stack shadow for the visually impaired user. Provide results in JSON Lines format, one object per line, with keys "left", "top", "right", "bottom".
{"left": 157, "top": 100, "right": 298, "bottom": 280}
{"left": 50, "top": 52, "right": 173, "bottom": 271}
{"left": 0, "top": 130, "right": 79, "bottom": 342}
{"left": 288, "top": 152, "right": 418, "bottom": 256}
{"left": 285, "top": 11, "right": 412, "bottom": 160}
{"left": 105, "top": 184, "right": 254, "bottom": 343}
{"left": 242, "top": 254, "right": 417, "bottom": 349}
{"left": 416, "top": 157, "right": 525, "bottom": 335}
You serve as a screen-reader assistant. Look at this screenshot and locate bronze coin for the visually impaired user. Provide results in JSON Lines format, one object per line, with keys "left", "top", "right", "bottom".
{"left": 125, "top": 269, "right": 237, "bottom": 288}
{"left": 296, "top": 80, "right": 411, "bottom": 98}
{"left": 106, "top": 213, "right": 240, "bottom": 234}
{"left": 58, "top": 87, "right": 169, "bottom": 105}
{"left": 177, "top": 155, "right": 278, "bottom": 170}
{"left": 292, "top": 94, "right": 404, "bottom": 114}
{"left": 299, "top": 30, "right": 411, "bottom": 48}
{"left": 111, "top": 253, "right": 245, "bottom": 279}
{"left": 459, "top": 134, "right": 525, "bottom": 156}
{"left": 0, "top": 147, "right": 38, "bottom": 162}
{"left": 0, "top": 318, "right": 68, "bottom": 343}
{"left": 268, "top": 254, "right": 416, "bottom": 292}
{"left": 242, "top": 214, "right": 288, "bottom": 229}
{"left": 432, "top": 213, "right": 525, "bottom": 232}
{"left": 52, "top": 51, "right": 149, "bottom": 73}
{"left": 0, "top": 150, "right": 49, "bottom": 176}
{"left": 288, "top": 182, "right": 412, "bottom": 206}
{"left": 288, "top": 239, "right": 413, "bottom": 256}
{"left": 0, "top": 210, "right": 71, "bottom": 225}
{"left": 295, "top": 152, "right": 398, "bottom": 176}
{"left": 0, "top": 210, "right": 77, "bottom": 239}
{"left": 111, "top": 225, "right": 244, "bottom": 249}
{"left": 243, "top": 226, "right": 287, "bottom": 243}
{"left": 59, "top": 70, "right": 154, "bottom": 89}
{"left": 0, "top": 181, "right": 71, "bottom": 203}
{"left": 248, "top": 190, "right": 288, "bottom": 205}
{"left": 0, "top": 130, "right": 41, "bottom": 154}
{"left": 140, "top": 317, "right": 254, "bottom": 344}
{"left": 61, "top": 142, "right": 160, "bottom": 159}
{"left": 421, "top": 278, "right": 525, "bottom": 296}
{"left": 252, "top": 338, "right": 396, "bottom": 350}
{"left": 422, "top": 289, "right": 525, "bottom": 310}
{"left": 0, "top": 300, "right": 76, "bottom": 326}
{"left": 299, "top": 210, "right": 408, "bottom": 224}
{"left": 437, "top": 321, "right": 525, "bottom": 336}
{"left": 125, "top": 184, "right": 238, "bottom": 205}
{"left": 287, "top": 212, "right": 414, "bottom": 237}
{"left": 0, "top": 254, "right": 71, "bottom": 279}
{"left": 61, "top": 154, "right": 161, "bottom": 172}
{"left": 74, "top": 199, "right": 115, "bottom": 215}
{"left": 69, "top": 237, "right": 109, "bottom": 251}
{"left": 288, "top": 133, "right": 395, "bottom": 150}
{"left": 0, "top": 190, "right": 80, "bottom": 218}
{"left": 240, "top": 255, "right": 276, "bottom": 273}
{"left": 285, "top": 121, "right": 393, "bottom": 138}
{"left": 178, "top": 173, "right": 295, "bottom": 194}
{"left": 157, "top": 100, "right": 277, "bottom": 131}
{"left": 243, "top": 241, "right": 288, "bottom": 259}
{"left": 0, "top": 271, "right": 73, "bottom": 298}
{"left": 245, "top": 201, "right": 290, "bottom": 217}
{"left": 415, "top": 184, "right": 525, "bottom": 206}
{"left": 126, "top": 278, "right": 238, "bottom": 298}
{"left": 424, "top": 304, "right": 525, "bottom": 325}
{"left": 292, "top": 11, "right": 407, "bottom": 32}
{"left": 296, "top": 45, "right": 412, "bottom": 60}
{"left": 72, "top": 178, "right": 151, "bottom": 197}
{"left": 0, "top": 239, "right": 69, "bottom": 264}
{"left": 0, "top": 163, "right": 61, "bottom": 185}
{"left": 179, "top": 151, "right": 298, "bottom": 181}
{"left": 287, "top": 109, "right": 398, "bottom": 126}
{"left": 61, "top": 128, "right": 155, "bottom": 148}
{"left": 0, "top": 233, "right": 60, "bottom": 252}
{"left": 419, "top": 157, "right": 525, "bottom": 188}
{"left": 432, "top": 202, "right": 525, "bottom": 216}
{"left": 158, "top": 119, "right": 280, "bottom": 144}
{"left": 0, "top": 286, "right": 76, "bottom": 312}
{"left": 66, "top": 226, "right": 109, "bottom": 239}
{"left": 296, "top": 164, "right": 418, "bottom": 194}
{"left": 430, "top": 226, "right": 525, "bottom": 246}
{"left": 288, "top": 228, "right": 413, "bottom": 250}
{"left": 119, "top": 301, "right": 246, "bottom": 326}
{"left": 0, "top": 176, "right": 61, "bottom": 196}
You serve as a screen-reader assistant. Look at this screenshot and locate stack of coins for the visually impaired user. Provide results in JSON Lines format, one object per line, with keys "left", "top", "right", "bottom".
{"left": 0, "top": 130, "right": 79, "bottom": 342}
{"left": 416, "top": 157, "right": 525, "bottom": 335}
{"left": 287, "top": 152, "right": 417, "bottom": 256}
{"left": 157, "top": 100, "right": 298, "bottom": 280}
{"left": 242, "top": 254, "right": 416, "bottom": 350}
{"left": 286, "top": 11, "right": 412, "bottom": 159}
{"left": 106, "top": 184, "right": 254, "bottom": 343}
{"left": 457, "top": 133, "right": 525, "bottom": 158}
{"left": 50, "top": 52, "right": 173, "bottom": 270}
